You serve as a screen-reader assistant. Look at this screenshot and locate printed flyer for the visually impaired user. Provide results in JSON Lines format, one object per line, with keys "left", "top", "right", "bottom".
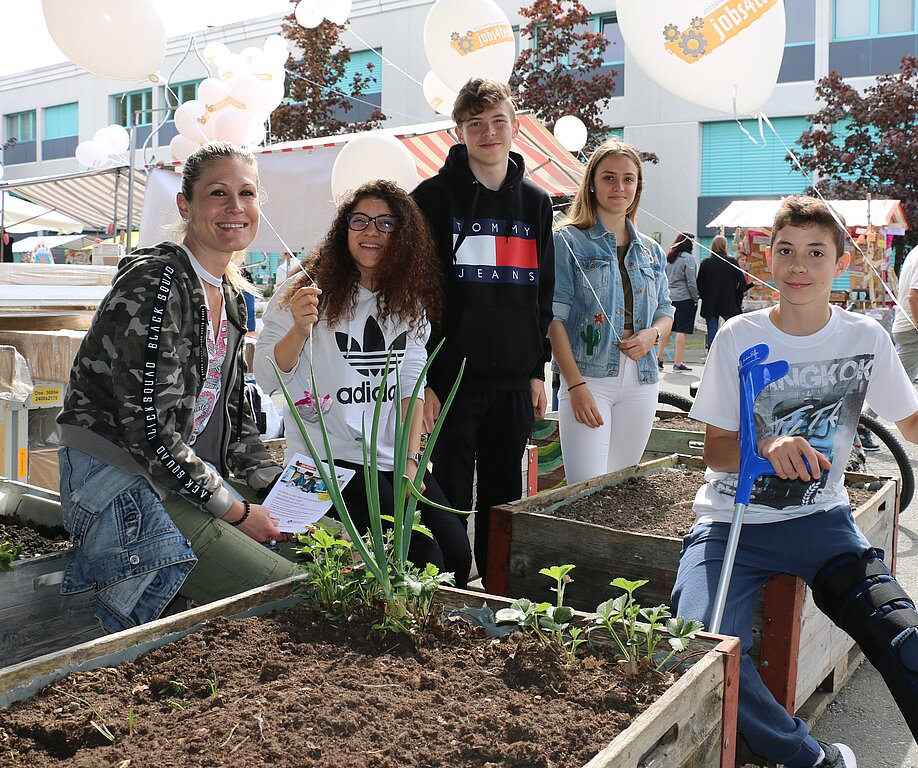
{"left": 263, "top": 452, "right": 354, "bottom": 533}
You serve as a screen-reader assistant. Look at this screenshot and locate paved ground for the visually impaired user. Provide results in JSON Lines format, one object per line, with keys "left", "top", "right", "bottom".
{"left": 660, "top": 338, "right": 918, "bottom": 767}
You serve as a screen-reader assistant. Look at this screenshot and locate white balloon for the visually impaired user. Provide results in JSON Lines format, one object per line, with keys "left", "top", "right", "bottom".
{"left": 241, "top": 47, "right": 263, "bottom": 66}
{"left": 263, "top": 80, "right": 287, "bottom": 112}
{"left": 42, "top": 0, "right": 165, "bottom": 80}
{"left": 263, "top": 34, "right": 290, "bottom": 64}
{"left": 331, "top": 134, "right": 419, "bottom": 200}
{"left": 218, "top": 53, "right": 250, "bottom": 81}
{"left": 423, "top": 0, "right": 516, "bottom": 93}
{"left": 422, "top": 70, "right": 458, "bottom": 116}
{"left": 553, "top": 115, "right": 588, "bottom": 152}
{"left": 230, "top": 75, "right": 268, "bottom": 114}
{"left": 174, "top": 100, "right": 210, "bottom": 142}
{"left": 325, "top": 0, "right": 353, "bottom": 25}
{"left": 75, "top": 140, "right": 110, "bottom": 169}
{"left": 93, "top": 124, "right": 130, "bottom": 155}
{"left": 169, "top": 134, "right": 200, "bottom": 163}
{"left": 616, "top": 0, "right": 786, "bottom": 115}
{"left": 244, "top": 120, "right": 267, "bottom": 148}
{"left": 211, "top": 111, "right": 249, "bottom": 146}
{"left": 295, "top": 0, "right": 324, "bottom": 28}
{"left": 202, "top": 42, "right": 230, "bottom": 69}
{"left": 198, "top": 78, "right": 230, "bottom": 109}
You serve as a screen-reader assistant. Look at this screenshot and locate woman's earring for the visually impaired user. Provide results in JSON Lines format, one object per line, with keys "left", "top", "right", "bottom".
{"left": 589, "top": 187, "right": 594, "bottom": 193}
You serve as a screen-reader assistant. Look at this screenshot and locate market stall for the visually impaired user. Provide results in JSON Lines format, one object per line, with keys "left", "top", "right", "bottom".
{"left": 708, "top": 198, "right": 910, "bottom": 310}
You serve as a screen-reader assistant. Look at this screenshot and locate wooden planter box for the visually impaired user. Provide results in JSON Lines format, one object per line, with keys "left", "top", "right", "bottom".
{"left": 0, "top": 576, "right": 741, "bottom": 768}
{"left": 487, "top": 454, "right": 898, "bottom": 722}
{"left": 0, "top": 480, "right": 104, "bottom": 669}
{"left": 644, "top": 412, "right": 705, "bottom": 460}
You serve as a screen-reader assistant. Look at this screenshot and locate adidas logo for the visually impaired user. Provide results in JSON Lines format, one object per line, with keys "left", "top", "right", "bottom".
{"left": 336, "top": 316, "right": 408, "bottom": 377}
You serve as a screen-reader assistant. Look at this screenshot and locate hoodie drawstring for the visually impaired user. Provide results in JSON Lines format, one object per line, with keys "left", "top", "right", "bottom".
{"left": 452, "top": 180, "right": 481, "bottom": 257}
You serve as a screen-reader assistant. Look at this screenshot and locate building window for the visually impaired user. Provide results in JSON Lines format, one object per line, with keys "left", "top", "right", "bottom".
{"left": 834, "top": 0, "right": 917, "bottom": 38}
{"left": 329, "top": 49, "right": 382, "bottom": 123}
{"left": 533, "top": 15, "right": 625, "bottom": 95}
{"left": 114, "top": 88, "right": 154, "bottom": 128}
{"left": 786, "top": 3, "right": 817, "bottom": 43}
{"left": 779, "top": 3, "right": 816, "bottom": 81}
{"left": 6, "top": 111, "right": 35, "bottom": 143}
{"left": 4, "top": 110, "right": 36, "bottom": 164}
{"left": 42, "top": 102, "right": 79, "bottom": 161}
{"left": 164, "top": 80, "right": 201, "bottom": 111}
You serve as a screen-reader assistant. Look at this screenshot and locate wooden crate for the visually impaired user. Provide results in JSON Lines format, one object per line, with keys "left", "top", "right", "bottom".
{"left": 0, "top": 480, "right": 104, "bottom": 668}
{"left": 487, "top": 454, "right": 898, "bottom": 718}
{"left": 644, "top": 412, "right": 705, "bottom": 460}
{"left": 0, "top": 576, "right": 741, "bottom": 768}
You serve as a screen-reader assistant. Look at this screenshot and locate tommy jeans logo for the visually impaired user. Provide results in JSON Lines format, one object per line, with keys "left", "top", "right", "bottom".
{"left": 335, "top": 316, "right": 408, "bottom": 377}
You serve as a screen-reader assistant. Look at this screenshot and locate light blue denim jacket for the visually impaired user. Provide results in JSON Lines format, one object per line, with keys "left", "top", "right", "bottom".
{"left": 552, "top": 219, "right": 674, "bottom": 383}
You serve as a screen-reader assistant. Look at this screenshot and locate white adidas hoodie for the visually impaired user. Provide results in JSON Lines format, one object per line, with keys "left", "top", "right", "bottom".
{"left": 255, "top": 285, "right": 429, "bottom": 471}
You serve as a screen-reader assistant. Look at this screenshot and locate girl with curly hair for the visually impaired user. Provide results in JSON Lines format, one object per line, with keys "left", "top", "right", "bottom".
{"left": 254, "top": 180, "right": 471, "bottom": 586}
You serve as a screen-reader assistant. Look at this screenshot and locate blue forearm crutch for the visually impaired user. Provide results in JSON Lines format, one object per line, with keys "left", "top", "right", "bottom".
{"left": 709, "top": 344, "right": 789, "bottom": 635}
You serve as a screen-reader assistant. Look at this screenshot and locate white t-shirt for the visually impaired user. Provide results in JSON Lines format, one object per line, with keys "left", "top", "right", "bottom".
{"left": 892, "top": 244, "right": 918, "bottom": 334}
{"left": 690, "top": 305, "right": 918, "bottom": 525}
{"left": 254, "top": 285, "right": 429, "bottom": 471}
{"left": 275, "top": 259, "right": 289, "bottom": 287}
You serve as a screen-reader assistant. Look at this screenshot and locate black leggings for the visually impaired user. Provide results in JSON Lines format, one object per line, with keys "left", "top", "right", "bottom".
{"left": 333, "top": 460, "right": 472, "bottom": 588}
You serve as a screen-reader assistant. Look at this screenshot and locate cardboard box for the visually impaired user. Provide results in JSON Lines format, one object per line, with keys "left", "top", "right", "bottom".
{"left": 0, "top": 330, "right": 85, "bottom": 383}
{"left": 28, "top": 447, "right": 60, "bottom": 492}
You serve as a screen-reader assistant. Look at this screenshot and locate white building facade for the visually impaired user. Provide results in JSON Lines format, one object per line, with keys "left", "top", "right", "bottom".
{"left": 1, "top": 0, "right": 915, "bottom": 242}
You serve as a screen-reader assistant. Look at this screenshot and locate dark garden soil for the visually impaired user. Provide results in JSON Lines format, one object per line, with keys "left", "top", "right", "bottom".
{"left": 0, "top": 520, "right": 70, "bottom": 559}
{"left": 552, "top": 468, "right": 877, "bottom": 539}
{"left": 0, "top": 603, "right": 676, "bottom": 768}
{"left": 653, "top": 415, "right": 704, "bottom": 431}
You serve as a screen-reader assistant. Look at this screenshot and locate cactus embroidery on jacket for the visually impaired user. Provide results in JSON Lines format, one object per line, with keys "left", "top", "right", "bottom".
{"left": 581, "top": 313, "right": 604, "bottom": 356}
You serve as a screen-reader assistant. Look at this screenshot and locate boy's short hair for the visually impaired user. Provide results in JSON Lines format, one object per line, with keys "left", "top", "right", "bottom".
{"left": 451, "top": 78, "right": 516, "bottom": 125}
{"left": 771, "top": 195, "right": 847, "bottom": 260}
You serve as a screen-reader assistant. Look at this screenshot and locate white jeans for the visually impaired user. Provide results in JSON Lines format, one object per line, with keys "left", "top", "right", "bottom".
{"left": 558, "top": 356, "right": 659, "bottom": 485}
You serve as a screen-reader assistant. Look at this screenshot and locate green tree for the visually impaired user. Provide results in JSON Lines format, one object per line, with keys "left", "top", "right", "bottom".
{"left": 510, "top": 0, "right": 617, "bottom": 152}
{"left": 270, "top": 13, "right": 385, "bottom": 141}
{"left": 793, "top": 55, "right": 918, "bottom": 254}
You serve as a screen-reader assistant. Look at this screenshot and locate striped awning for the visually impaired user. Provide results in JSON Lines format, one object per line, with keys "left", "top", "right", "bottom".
{"left": 0, "top": 165, "right": 147, "bottom": 232}
{"left": 402, "top": 113, "right": 584, "bottom": 197}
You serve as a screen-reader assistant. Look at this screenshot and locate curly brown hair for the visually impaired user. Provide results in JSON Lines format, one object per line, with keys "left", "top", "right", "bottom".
{"left": 281, "top": 180, "right": 443, "bottom": 334}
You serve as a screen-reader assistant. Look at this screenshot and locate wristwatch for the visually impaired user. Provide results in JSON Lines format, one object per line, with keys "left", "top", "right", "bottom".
{"left": 407, "top": 451, "right": 423, "bottom": 464}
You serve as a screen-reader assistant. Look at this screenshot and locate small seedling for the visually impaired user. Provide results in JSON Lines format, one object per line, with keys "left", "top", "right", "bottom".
{"left": 206, "top": 671, "right": 218, "bottom": 699}
{"left": 52, "top": 687, "right": 114, "bottom": 742}
{"left": 0, "top": 540, "right": 23, "bottom": 570}
{"left": 127, "top": 708, "right": 134, "bottom": 737}
{"left": 159, "top": 679, "right": 189, "bottom": 710}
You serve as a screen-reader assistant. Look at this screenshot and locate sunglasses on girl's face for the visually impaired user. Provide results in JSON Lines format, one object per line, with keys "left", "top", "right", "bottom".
{"left": 347, "top": 213, "right": 400, "bottom": 233}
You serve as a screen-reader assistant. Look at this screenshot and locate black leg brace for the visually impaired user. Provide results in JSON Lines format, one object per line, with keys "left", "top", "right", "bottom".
{"left": 812, "top": 548, "right": 918, "bottom": 737}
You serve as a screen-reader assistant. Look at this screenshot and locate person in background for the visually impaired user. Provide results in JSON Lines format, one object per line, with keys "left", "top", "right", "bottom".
{"left": 892, "top": 243, "right": 918, "bottom": 383}
{"left": 658, "top": 232, "right": 698, "bottom": 371}
{"left": 275, "top": 251, "right": 291, "bottom": 287}
{"left": 1, "top": 228, "right": 14, "bottom": 263}
{"left": 697, "top": 234, "right": 748, "bottom": 351}
{"left": 239, "top": 266, "right": 257, "bottom": 333}
{"left": 411, "top": 78, "right": 554, "bottom": 586}
{"left": 57, "top": 141, "right": 296, "bottom": 634}
{"left": 549, "top": 139, "right": 673, "bottom": 484}
{"left": 254, "top": 180, "right": 472, "bottom": 587}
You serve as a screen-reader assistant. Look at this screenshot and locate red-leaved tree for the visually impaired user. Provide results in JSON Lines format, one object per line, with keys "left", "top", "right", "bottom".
{"left": 510, "top": 0, "right": 617, "bottom": 152}
{"left": 793, "top": 55, "right": 918, "bottom": 254}
{"left": 270, "top": 11, "right": 385, "bottom": 141}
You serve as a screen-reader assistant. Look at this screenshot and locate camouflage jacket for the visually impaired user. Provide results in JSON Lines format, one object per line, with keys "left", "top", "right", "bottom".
{"left": 58, "top": 241, "right": 280, "bottom": 517}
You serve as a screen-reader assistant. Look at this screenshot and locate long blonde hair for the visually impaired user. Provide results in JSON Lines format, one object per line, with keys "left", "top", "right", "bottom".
{"left": 172, "top": 141, "right": 260, "bottom": 294}
{"left": 559, "top": 138, "right": 644, "bottom": 230}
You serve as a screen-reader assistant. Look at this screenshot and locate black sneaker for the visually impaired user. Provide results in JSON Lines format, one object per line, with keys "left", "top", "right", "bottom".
{"left": 813, "top": 741, "right": 857, "bottom": 767}
{"left": 857, "top": 425, "right": 881, "bottom": 452}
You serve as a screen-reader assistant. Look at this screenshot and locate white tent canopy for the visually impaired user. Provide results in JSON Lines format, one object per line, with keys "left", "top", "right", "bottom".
{"left": 11, "top": 234, "right": 92, "bottom": 253}
{"left": 0, "top": 191, "right": 87, "bottom": 234}
{"left": 708, "top": 199, "right": 909, "bottom": 231}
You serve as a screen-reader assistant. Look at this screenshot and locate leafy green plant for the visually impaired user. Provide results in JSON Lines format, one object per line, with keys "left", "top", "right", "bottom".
{"left": 495, "top": 564, "right": 586, "bottom": 663}
{"left": 0, "top": 540, "right": 23, "bottom": 570}
{"left": 273, "top": 340, "right": 468, "bottom": 635}
{"left": 586, "top": 577, "right": 703, "bottom": 675}
{"left": 295, "top": 522, "right": 368, "bottom": 617}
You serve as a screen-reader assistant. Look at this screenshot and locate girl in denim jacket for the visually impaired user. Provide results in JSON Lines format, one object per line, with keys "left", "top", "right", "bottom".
{"left": 549, "top": 140, "right": 674, "bottom": 484}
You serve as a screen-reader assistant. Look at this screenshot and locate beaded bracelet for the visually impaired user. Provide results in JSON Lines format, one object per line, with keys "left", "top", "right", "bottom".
{"left": 568, "top": 381, "right": 587, "bottom": 392}
{"left": 230, "top": 499, "right": 251, "bottom": 527}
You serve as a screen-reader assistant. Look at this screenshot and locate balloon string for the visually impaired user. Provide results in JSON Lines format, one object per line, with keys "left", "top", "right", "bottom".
{"left": 282, "top": 69, "right": 430, "bottom": 125}
{"left": 555, "top": 229, "right": 622, "bottom": 344}
{"left": 758, "top": 113, "right": 915, "bottom": 331}
{"left": 342, "top": 28, "right": 424, "bottom": 87}
{"left": 636, "top": 207, "right": 778, "bottom": 296}
{"left": 259, "top": 212, "right": 315, "bottom": 285}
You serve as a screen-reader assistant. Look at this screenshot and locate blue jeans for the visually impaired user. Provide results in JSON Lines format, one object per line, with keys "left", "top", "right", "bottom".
{"left": 672, "top": 506, "right": 871, "bottom": 767}
{"left": 705, "top": 316, "right": 720, "bottom": 350}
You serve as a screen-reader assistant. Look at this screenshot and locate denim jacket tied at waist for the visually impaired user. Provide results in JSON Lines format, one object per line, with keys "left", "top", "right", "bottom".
{"left": 552, "top": 219, "right": 674, "bottom": 383}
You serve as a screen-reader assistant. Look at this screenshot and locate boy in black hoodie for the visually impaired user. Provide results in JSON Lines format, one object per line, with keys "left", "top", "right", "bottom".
{"left": 412, "top": 78, "right": 554, "bottom": 587}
